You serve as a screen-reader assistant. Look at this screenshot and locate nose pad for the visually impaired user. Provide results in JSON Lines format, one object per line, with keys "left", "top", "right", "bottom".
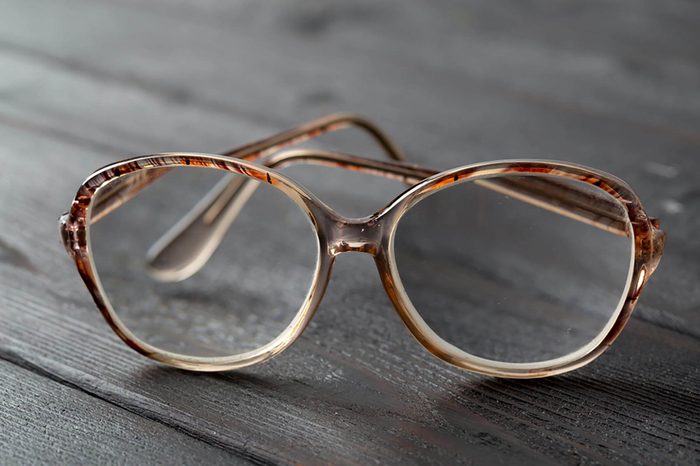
{"left": 327, "top": 217, "right": 384, "bottom": 257}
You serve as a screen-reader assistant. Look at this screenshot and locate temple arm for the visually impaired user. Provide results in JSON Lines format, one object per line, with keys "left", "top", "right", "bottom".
{"left": 89, "top": 113, "right": 406, "bottom": 223}
{"left": 221, "top": 113, "right": 405, "bottom": 162}
{"left": 144, "top": 149, "right": 633, "bottom": 282}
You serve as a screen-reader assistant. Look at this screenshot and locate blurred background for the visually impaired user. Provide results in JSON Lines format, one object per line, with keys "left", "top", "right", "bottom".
{"left": 0, "top": 0, "right": 698, "bottom": 464}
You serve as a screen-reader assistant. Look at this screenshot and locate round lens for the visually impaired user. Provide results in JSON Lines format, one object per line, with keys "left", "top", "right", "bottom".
{"left": 393, "top": 173, "right": 634, "bottom": 364}
{"left": 88, "top": 164, "right": 319, "bottom": 358}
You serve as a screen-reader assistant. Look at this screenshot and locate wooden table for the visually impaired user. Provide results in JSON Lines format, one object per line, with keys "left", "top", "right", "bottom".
{"left": 1, "top": 0, "right": 698, "bottom": 463}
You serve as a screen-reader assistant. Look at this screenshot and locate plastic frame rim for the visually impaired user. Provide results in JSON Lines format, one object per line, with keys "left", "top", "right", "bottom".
{"left": 379, "top": 163, "right": 639, "bottom": 378}
{"left": 61, "top": 154, "right": 662, "bottom": 378}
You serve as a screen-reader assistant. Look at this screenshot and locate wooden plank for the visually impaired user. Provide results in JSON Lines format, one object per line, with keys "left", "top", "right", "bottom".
{"left": 0, "top": 360, "right": 246, "bottom": 464}
{"left": 0, "top": 0, "right": 698, "bottom": 144}
{"left": 0, "top": 0, "right": 698, "bottom": 463}
{"left": 0, "top": 120, "right": 698, "bottom": 463}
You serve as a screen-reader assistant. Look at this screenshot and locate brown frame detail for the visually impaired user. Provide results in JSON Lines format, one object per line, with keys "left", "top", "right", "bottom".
{"left": 59, "top": 114, "right": 665, "bottom": 378}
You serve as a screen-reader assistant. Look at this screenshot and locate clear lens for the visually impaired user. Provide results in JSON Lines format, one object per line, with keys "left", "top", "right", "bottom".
{"left": 89, "top": 165, "right": 319, "bottom": 358}
{"left": 393, "top": 174, "right": 634, "bottom": 364}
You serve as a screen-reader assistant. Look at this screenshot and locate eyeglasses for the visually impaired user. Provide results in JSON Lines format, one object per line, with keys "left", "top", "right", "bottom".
{"left": 59, "top": 113, "right": 665, "bottom": 378}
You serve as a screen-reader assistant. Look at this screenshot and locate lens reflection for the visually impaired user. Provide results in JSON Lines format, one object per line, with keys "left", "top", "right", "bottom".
{"left": 89, "top": 166, "right": 318, "bottom": 358}
{"left": 394, "top": 174, "right": 633, "bottom": 364}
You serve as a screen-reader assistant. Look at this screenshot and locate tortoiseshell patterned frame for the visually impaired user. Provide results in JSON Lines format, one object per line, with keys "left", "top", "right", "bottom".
{"left": 59, "top": 114, "right": 665, "bottom": 378}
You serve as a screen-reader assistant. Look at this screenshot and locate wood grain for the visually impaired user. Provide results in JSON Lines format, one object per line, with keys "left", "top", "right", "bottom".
{"left": 0, "top": 0, "right": 698, "bottom": 464}
{"left": 0, "top": 360, "right": 243, "bottom": 464}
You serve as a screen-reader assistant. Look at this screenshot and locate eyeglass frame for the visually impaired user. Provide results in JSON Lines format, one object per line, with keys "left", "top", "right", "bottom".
{"left": 59, "top": 113, "right": 665, "bottom": 379}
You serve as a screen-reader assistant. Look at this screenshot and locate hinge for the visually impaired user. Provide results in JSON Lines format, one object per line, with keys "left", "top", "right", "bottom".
{"left": 647, "top": 217, "right": 665, "bottom": 277}
{"left": 58, "top": 212, "right": 86, "bottom": 256}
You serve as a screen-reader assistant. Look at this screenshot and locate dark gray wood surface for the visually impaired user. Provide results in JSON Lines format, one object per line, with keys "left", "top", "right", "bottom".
{"left": 0, "top": 0, "right": 698, "bottom": 464}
